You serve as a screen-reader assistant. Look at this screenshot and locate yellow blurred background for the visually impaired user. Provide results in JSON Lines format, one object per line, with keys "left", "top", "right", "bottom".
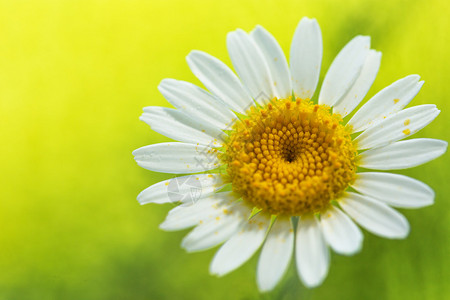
{"left": 0, "top": 0, "right": 449, "bottom": 299}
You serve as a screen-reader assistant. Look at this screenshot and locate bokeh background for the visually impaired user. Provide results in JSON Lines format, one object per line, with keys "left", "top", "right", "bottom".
{"left": 0, "top": 0, "right": 449, "bottom": 299}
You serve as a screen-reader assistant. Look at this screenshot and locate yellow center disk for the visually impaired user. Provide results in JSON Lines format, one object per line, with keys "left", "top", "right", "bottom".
{"left": 221, "top": 97, "right": 357, "bottom": 216}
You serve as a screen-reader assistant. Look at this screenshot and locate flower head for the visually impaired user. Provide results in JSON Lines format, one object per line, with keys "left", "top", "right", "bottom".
{"left": 133, "top": 17, "right": 447, "bottom": 292}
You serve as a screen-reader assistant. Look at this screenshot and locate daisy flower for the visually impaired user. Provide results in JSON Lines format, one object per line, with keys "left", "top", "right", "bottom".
{"left": 133, "top": 17, "right": 447, "bottom": 292}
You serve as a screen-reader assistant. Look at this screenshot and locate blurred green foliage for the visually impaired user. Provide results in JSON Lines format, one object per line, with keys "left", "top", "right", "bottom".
{"left": 0, "top": 0, "right": 449, "bottom": 299}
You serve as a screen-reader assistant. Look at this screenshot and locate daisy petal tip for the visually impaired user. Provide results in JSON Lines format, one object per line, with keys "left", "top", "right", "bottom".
{"left": 297, "top": 17, "right": 308, "bottom": 25}
{"left": 157, "top": 77, "right": 170, "bottom": 87}
{"left": 185, "top": 51, "right": 195, "bottom": 61}
{"left": 353, "top": 35, "right": 371, "bottom": 47}
{"left": 360, "top": 34, "right": 371, "bottom": 41}
{"left": 136, "top": 193, "right": 147, "bottom": 205}
{"left": 256, "top": 278, "right": 278, "bottom": 293}
{"left": 158, "top": 222, "right": 173, "bottom": 231}
{"left": 179, "top": 241, "right": 189, "bottom": 252}
{"left": 187, "top": 49, "right": 201, "bottom": 56}
{"left": 295, "top": 17, "right": 319, "bottom": 34}
{"left": 180, "top": 240, "right": 196, "bottom": 253}
{"left": 409, "top": 74, "right": 421, "bottom": 81}
{"left": 256, "top": 286, "right": 271, "bottom": 294}
{"left": 422, "top": 198, "right": 434, "bottom": 208}
{"left": 227, "top": 28, "right": 245, "bottom": 40}
{"left": 333, "top": 238, "right": 363, "bottom": 256}
{"left": 348, "top": 242, "right": 363, "bottom": 256}
{"left": 208, "top": 264, "right": 228, "bottom": 278}
{"left": 208, "top": 270, "right": 220, "bottom": 277}
{"left": 415, "top": 80, "right": 425, "bottom": 91}
{"left": 299, "top": 16, "right": 317, "bottom": 24}
{"left": 252, "top": 24, "right": 264, "bottom": 32}
{"left": 131, "top": 148, "right": 141, "bottom": 157}
{"left": 138, "top": 114, "right": 148, "bottom": 123}
{"left": 431, "top": 139, "right": 448, "bottom": 161}
{"left": 297, "top": 251, "right": 329, "bottom": 287}
{"left": 383, "top": 213, "right": 410, "bottom": 240}
{"left": 185, "top": 50, "right": 204, "bottom": 63}
{"left": 395, "top": 220, "right": 410, "bottom": 239}
{"left": 300, "top": 17, "right": 320, "bottom": 29}
{"left": 300, "top": 274, "right": 327, "bottom": 289}
{"left": 256, "top": 274, "right": 277, "bottom": 293}
{"left": 340, "top": 234, "right": 364, "bottom": 256}
{"left": 372, "top": 49, "right": 382, "bottom": 59}
{"left": 208, "top": 264, "right": 218, "bottom": 276}
{"left": 431, "top": 108, "right": 441, "bottom": 120}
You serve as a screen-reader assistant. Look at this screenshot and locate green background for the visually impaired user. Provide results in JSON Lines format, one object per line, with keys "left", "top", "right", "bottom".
{"left": 0, "top": 0, "right": 449, "bottom": 299}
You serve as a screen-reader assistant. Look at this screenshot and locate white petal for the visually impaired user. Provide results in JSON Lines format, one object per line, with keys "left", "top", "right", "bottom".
{"left": 159, "top": 192, "right": 231, "bottom": 231}
{"left": 339, "top": 192, "right": 410, "bottom": 239}
{"left": 290, "top": 17, "right": 322, "bottom": 100}
{"left": 133, "top": 143, "right": 220, "bottom": 174}
{"left": 348, "top": 75, "right": 423, "bottom": 132}
{"left": 296, "top": 216, "right": 329, "bottom": 288}
{"left": 333, "top": 50, "right": 381, "bottom": 117}
{"left": 140, "top": 107, "right": 225, "bottom": 147}
{"left": 158, "top": 79, "right": 237, "bottom": 130}
{"left": 137, "top": 173, "right": 224, "bottom": 205}
{"left": 257, "top": 218, "right": 294, "bottom": 292}
{"left": 181, "top": 200, "right": 250, "bottom": 252}
{"left": 352, "top": 172, "right": 435, "bottom": 208}
{"left": 210, "top": 213, "right": 270, "bottom": 276}
{"left": 227, "top": 29, "right": 274, "bottom": 104}
{"left": 358, "top": 138, "right": 448, "bottom": 170}
{"left": 251, "top": 25, "right": 292, "bottom": 99}
{"left": 186, "top": 50, "right": 254, "bottom": 114}
{"left": 319, "top": 36, "right": 370, "bottom": 107}
{"left": 320, "top": 206, "right": 363, "bottom": 255}
{"left": 354, "top": 104, "right": 440, "bottom": 150}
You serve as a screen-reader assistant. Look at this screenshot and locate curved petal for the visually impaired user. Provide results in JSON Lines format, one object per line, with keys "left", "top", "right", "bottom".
{"left": 251, "top": 25, "right": 292, "bottom": 99}
{"left": 296, "top": 216, "right": 329, "bottom": 288}
{"left": 333, "top": 50, "right": 381, "bottom": 117}
{"left": 227, "top": 29, "right": 274, "bottom": 104}
{"left": 133, "top": 143, "right": 220, "bottom": 174}
{"left": 186, "top": 50, "right": 254, "bottom": 114}
{"left": 348, "top": 75, "right": 423, "bottom": 132}
{"left": 320, "top": 206, "right": 363, "bottom": 255}
{"left": 352, "top": 172, "right": 435, "bottom": 208}
{"left": 357, "top": 138, "right": 448, "bottom": 170}
{"left": 159, "top": 192, "right": 232, "bottom": 231}
{"left": 319, "top": 36, "right": 370, "bottom": 107}
{"left": 257, "top": 217, "right": 294, "bottom": 292}
{"left": 290, "top": 17, "right": 322, "bottom": 100}
{"left": 140, "top": 107, "right": 225, "bottom": 147}
{"left": 210, "top": 213, "right": 270, "bottom": 276}
{"left": 354, "top": 104, "right": 440, "bottom": 150}
{"left": 158, "top": 79, "right": 237, "bottom": 130}
{"left": 137, "top": 173, "right": 224, "bottom": 205}
{"left": 181, "top": 199, "right": 250, "bottom": 252}
{"left": 339, "top": 192, "right": 410, "bottom": 239}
